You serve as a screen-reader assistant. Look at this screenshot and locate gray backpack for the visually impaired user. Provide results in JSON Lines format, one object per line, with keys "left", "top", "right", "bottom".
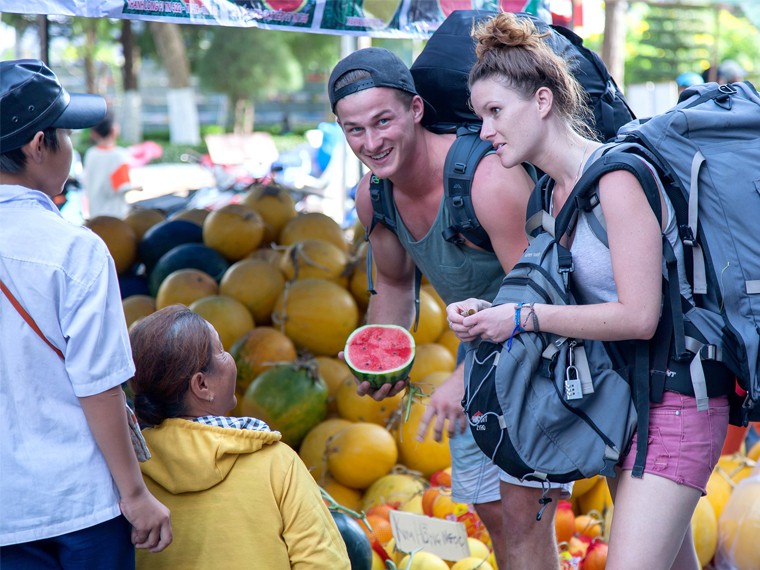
{"left": 463, "top": 226, "right": 639, "bottom": 500}
{"left": 541, "top": 81, "right": 760, "bottom": 430}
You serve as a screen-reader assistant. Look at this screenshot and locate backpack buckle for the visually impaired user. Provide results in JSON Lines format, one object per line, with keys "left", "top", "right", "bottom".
{"left": 454, "top": 162, "right": 467, "bottom": 175}
{"left": 679, "top": 225, "right": 696, "bottom": 246}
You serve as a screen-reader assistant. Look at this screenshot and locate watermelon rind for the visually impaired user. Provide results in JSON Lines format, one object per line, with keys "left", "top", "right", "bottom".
{"left": 344, "top": 324, "right": 416, "bottom": 389}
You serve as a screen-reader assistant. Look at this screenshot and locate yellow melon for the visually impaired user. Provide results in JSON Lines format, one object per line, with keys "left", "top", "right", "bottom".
{"left": 124, "top": 208, "right": 166, "bottom": 241}
{"left": 84, "top": 215, "right": 138, "bottom": 275}
{"left": 279, "top": 212, "right": 349, "bottom": 252}
{"left": 361, "top": 473, "right": 426, "bottom": 511}
{"left": 122, "top": 295, "right": 156, "bottom": 329}
{"left": 314, "top": 355, "right": 353, "bottom": 414}
{"left": 411, "top": 288, "right": 447, "bottom": 345}
{"left": 398, "top": 551, "right": 449, "bottom": 570}
{"left": 716, "top": 476, "right": 760, "bottom": 570}
{"left": 421, "top": 284, "right": 446, "bottom": 315}
{"left": 272, "top": 278, "right": 359, "bottom": 357}
{"left": 248, "top": 246, "right": 287, "bottom": 269}
{"left": 414, "top": 371, "right": 451, "bottom": 397}
{"left": 717, "top": 453, "right": 756, "bottom": 485}
{"left": 326, "top": 422, "right": 398, "bottom": 490}
{"left": 320, "top": 474, "right": 363, "bottom": 512}
{"left": 202, "top": 203, "right": 265, "bottom": 261}
{"left": 347, "top": 257, "right": 372, "bottom": 311}
{"left": 706, "top": 467, "right": 734, "bottom": 521}
{"left": 219, "top": 258, "right": 285, "bottom": 325}
{"left": 299, "top": 417, "right": 353, "bottom": 484}
{"left": 240, "top": 183, "right": 297, "bottom": 244}
{"left": 335, "top": 377, "right": 404, "bottom": 426}
{"left": 451, "top": 557, "right": 494, "bottom": 570}
{"left": 408, "top": 343, "right": 457, "bottom": 384}
{"left": 577, "top": 477, "right": 613, "bottom": 516}
{"left": 691, "top": 495, "right": 718, "bottom": 568}
{"left": 395, "top": 397, "right": 451, "bottom": 477}
{"left": 170, "top": 208, "right": 210, "bottom": 226}
{"left": 155, "top": 268, "right": 219, "bottom": 310}
{"left": 230, "top": 326, "right": 297, "bottom": 395}
{"left": 188, "top": 295, "right": 254, "bottom": 350}
{"left": 435, "top": 329, "right": 460, "bottom": 360}
{"left": 279, "top": 239, "right": 349, "bottom": 286}
{"left": 748, "top": 439, "right": 760, "bottom": 462}
{"left": 571, "top": 475, "right": 602, "bottom": 499}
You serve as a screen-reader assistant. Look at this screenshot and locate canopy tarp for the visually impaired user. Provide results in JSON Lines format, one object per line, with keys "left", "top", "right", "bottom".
{"left": 0, "top": 0, "right": 556, "bottom": 39}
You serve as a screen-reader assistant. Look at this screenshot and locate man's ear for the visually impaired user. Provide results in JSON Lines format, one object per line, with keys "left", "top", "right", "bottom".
{"left": 535, "top": 87, "right": 554, "bottom": 119}
{"left": 22, "top": 131, "right": 47, "bottom": 164}
{"left": 411, "top": 95, "right": 425, "bottom": 122}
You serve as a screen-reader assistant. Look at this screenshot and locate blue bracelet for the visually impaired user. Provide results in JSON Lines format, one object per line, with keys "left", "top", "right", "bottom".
{"left": 514, "top": 303, "right": 525, "bottom": 332}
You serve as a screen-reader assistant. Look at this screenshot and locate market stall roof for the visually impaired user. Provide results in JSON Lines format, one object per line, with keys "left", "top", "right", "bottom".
{"left": 0, "top": 0, "right": 554, "bottom": 39}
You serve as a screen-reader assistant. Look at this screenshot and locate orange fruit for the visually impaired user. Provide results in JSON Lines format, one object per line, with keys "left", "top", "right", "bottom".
{"left": 170, "top": 208, "right": 210, "bottom": 226}
{"left": 240, "top": 183, "right": 297, "bottom": 244}
{"left": 279, "top": 212, "right": 349, "bottom": 253}
{"left": 326, "top": 422, "right": 398, "bottom": 490}
{"left": 431, "top": 490, "right": 467, "bottom": 520}
{"left": 410, "top": 288, "right": 446, "bottom": 345}
{"left": 124, "top": 208, "right": 165, "bottom": 241}
{"left": 366, "top": 502, "right": 397, "bottom": 521}
{"left": 219, "top": 258, "right": 285, "bottom": 325}
{"left": 421, "top": 486, "right": 443, "bottom": 516}
{"left": 188, "top": 295, "right": 254, "bottom": 350}
{"left": 203, "top": 203, "right": 265, "bottom": 261}
{"left": 272, "top": 278, "right": 359, "bottom": 357}
{"left": 429, "top": 467, "right": 452, "bottom": 488}
{"left": 230, "top": 326, "right": 296, "bottom": 394}
{"left": 361, "top": 514, "right": 394, "bottom": 545}
{"left": 395, "top": 397, "right": 451, "bottom": 478}
{"left": 554, "top": 500, "right": 576, "bottom": 544}
{"left": 408, "top": 343, "right": 456, "bottom": 383}
{"left": 361, "top": 473, "right": 426, "bottom": 512}
{"left": 298, "top": 418, "right": 352, "bottom": 484}
{"left": 122, "top": 294, "right": 156, "bottom": 329}
{"left": 84, "top": 215, "right": 137, "bottom": 274}
{"left": 334, "top": 377, "right": 404, "bottom": 426}
{"left": 155, "top": 268, "right": 219, "bottom": 310}
{"left": 279, "top": 238, "right": 349, "bottom": 286}
{"left": 574, "top": 513, "right": 602, "bottom": 538}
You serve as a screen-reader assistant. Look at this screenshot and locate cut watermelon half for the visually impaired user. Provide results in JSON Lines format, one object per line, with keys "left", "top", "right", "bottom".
{"left": 344, "top": 324, "right": 416, "bottom": 389}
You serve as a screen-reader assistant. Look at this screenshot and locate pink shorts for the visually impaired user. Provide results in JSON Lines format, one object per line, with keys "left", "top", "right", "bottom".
{"left": 620, "top": 391, "right": 730, "bottom": 494}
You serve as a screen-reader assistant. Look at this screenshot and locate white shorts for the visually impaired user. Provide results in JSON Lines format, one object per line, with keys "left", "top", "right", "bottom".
{"left": 449, "top": 428, "right": 573, "bottom": 504}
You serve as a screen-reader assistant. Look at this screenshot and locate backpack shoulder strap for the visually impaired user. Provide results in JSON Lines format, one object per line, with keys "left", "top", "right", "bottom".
{"left": 368, "top": 174, "right": 397, "bottom": 237}
{"left": 442, "top": 126, "right": 497, "bottom": 252}
{"left": 525, "top": 173, "right": 555, "bottom": 239}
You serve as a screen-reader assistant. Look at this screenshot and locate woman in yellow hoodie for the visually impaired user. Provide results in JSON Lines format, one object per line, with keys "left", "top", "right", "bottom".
{"left": 128, "top": 305, "right": 350, "bottom": 569}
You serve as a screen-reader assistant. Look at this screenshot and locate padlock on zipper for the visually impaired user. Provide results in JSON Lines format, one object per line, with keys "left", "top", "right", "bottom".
{"left": 565, "top": 365, "right": 583, "bottom": 400}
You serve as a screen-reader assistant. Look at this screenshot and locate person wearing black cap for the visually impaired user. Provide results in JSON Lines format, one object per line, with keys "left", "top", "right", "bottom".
{"left": 0, "top": 59, "right": 172, "bottom": 567}
{"left": 329, "top": 47, "right": 565, "bottom": 569}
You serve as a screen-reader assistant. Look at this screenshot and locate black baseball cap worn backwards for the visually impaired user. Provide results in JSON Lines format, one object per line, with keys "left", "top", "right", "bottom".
{"left": 0, "top": 59, "right": 107, "bottom": 153}
{"left": 328, "top": 47, "right": 435, "bottom": 121}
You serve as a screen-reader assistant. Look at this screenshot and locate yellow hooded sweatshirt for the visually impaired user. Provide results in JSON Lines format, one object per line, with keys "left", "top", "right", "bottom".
{"left": 136, "top": 419, "right": 350, "bottom": 569}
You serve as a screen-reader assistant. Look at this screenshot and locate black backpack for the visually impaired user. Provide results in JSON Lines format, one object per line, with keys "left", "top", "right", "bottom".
{"left": 367, "top": 9, "right": 636, "bottom": 253}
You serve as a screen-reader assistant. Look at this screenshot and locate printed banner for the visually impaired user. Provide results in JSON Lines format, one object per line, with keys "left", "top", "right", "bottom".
{"left": 0, "top": 0, "right": 555, "bottom": 38}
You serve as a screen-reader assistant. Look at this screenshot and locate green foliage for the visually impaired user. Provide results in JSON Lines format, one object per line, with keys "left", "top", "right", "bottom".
{"left": 196, "top": 27, "right": 302, "bottom": 105}
{"left": 624, "top": 3, "right": 760, "bottom": 86}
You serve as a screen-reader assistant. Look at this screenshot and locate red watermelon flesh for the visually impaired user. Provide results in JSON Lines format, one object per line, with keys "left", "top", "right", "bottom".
{"left": 344, "top": 325, "right": 416, "bottom": 388}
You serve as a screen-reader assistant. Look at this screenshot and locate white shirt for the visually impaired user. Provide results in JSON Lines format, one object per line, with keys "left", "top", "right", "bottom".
{"left": 83, "top": 145, "right": 132, "bottom": 219}
{"left": 0, "top": 185, "right": 135, "bottom": 545}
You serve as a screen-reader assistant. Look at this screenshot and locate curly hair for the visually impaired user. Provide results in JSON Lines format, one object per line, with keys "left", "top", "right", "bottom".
{"left": 469, "top": 12, "right": 596, "bottom": 139}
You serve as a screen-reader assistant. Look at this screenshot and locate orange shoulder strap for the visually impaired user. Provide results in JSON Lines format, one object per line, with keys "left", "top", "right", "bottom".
{"left": 0, "top": 277, "right": 64, "bottom": 360}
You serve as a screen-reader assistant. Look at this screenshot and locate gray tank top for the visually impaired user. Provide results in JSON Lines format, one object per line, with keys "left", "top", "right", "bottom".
{"left": 391, "top": 195, "right": 504, "bottom": 306}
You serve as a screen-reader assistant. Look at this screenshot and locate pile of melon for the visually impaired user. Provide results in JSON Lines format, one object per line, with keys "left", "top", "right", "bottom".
{"left": 87, "top": 185, "right": 760, "bottom": 570}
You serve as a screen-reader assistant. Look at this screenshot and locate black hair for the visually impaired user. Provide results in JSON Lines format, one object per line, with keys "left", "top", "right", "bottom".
{"left": 0, "top": 127, "right": 61, "bottom": 174}
{"left": 91, "top": 110, "right": 115, "bottom": 140}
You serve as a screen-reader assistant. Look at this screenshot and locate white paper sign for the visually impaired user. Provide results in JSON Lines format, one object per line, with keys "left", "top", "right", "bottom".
{"left": 388, "top": 510, "right": 470, "bottom": 562}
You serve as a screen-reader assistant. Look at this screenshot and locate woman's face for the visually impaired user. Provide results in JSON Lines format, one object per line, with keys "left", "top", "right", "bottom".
{"left": 470, "top": 78, "right": 539, "bottom": 169}
{"left": 204, "top": 322, "right": 238, "bottom": 415}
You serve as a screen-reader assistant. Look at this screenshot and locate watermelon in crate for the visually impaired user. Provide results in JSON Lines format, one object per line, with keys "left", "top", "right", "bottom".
{"left": 344, "top": 324, "right": 415, "bottom": 389}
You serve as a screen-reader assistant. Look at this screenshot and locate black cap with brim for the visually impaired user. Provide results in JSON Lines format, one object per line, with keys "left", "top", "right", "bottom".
{"left": 328, "top": 47, "right": 436, "bottom": 123}
{"left": 0, "top": 59, "right": 107, "bottom": 153}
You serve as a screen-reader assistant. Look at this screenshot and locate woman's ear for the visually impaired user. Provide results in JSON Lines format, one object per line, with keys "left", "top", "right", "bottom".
{"left": 535, "top": 87, "right": 554, "bottom": 119}
{"left": 188, "top": 371, "right": 210, "bottom": 401}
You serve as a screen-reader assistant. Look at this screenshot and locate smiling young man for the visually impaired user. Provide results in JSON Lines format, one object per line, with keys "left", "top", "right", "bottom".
{"left": 329, "top": 47, "right": 569, "bottom": 569}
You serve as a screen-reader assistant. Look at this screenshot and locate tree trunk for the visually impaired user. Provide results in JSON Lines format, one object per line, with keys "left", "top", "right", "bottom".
{"left": 602, "top": 0, "right": 628, "bottom": 86}
{"left": 234, "top": 98, "right": 255, "bottom": 134}
{"left": 149, "top": 22, "right": 200, "bottom": 145}
{"left": 36, "top": 15, "right": 49, "bottom": 64}
{"left": 120, "top": 20, "right": 143, "bottom": 144}
{"left": 84, "top": 23, "right": 97, "bottom": 95}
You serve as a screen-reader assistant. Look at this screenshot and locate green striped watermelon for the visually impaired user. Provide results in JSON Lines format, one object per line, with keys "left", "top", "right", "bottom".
{"left": 344, "top": 324, "right": 415, "bottom": 389}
